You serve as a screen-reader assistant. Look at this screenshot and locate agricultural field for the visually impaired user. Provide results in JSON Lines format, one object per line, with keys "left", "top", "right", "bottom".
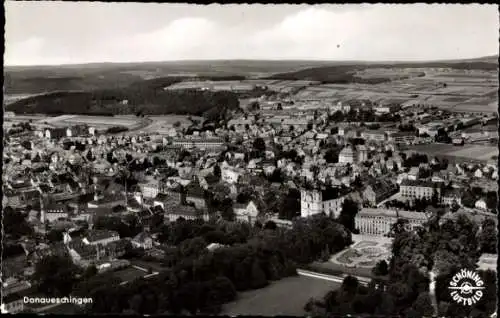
{"left": 48, "top": 115, "right": 143, "bottom": 129}
{"left": 222, "top": 275, "right": 340, "bottom": 316}
{"left": 450, "top": 103, "right": 497, "bottom": 113}
{"left": 408, "top": 144, "right": 498, "bottom": 161}
{"left": 138, "top": 115, "right": 203, "bottom": 134}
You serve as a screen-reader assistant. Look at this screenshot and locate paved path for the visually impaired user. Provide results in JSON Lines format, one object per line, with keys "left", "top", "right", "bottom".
{"left": 297, "top": 269, "right": 370, "bottom": 286}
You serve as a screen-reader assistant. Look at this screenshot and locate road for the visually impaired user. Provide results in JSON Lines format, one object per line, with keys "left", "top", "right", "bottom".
{"left": 297, "top": 269, "right": 371, "bottom": 286}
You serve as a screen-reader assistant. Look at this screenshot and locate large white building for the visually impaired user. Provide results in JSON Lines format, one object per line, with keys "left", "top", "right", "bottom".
{"left": 173, "top": 138, "right": 225, "bottom": 150}
{"left": 338, "top": 145, "right": 368, "bottom": 164}
{"left": 400, "top": 179, "right": 441, "bottom": 200}
{"left": 300, "top": 188, "right": 347, "bottom": 218}
{"left": 355, "top": 208, "right": 429, "bottom": 236}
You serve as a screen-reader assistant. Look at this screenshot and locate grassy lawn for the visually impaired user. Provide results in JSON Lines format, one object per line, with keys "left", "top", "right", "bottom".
{"left": 113, "top": 266, "right": 148, "bottom": 283}
{"left": 222, "top": 275, "right": 340, "bottom": 316}
{"left": 129, "top": 259, "right": 166, "bottom": 272}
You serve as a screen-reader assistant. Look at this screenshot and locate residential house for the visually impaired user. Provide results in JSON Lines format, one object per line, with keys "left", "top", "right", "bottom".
{"left": 41, "top": 203, "right": 69, "bottom": 223}
{"left": 363, "top": 180, "right": 398, "bottom": 206}
{"left": 153, "top": 193, "right": 179, "bottom": 210}
{"left": 139, "top": 180, "right": 166, "bottom": 199}
{"left": 408, "top": 167, "right": 420, "bottom": 180}
{"left": 67, "top": 239, "right": 99, "bottom": 267}
{"left": 165, "top": 205, "right": 209, "bottom": 222}
{"left": 233, "top": 201, "right": 260, "bottom": 223}
{"left": 131, "top": 231, "right": 154, "bottom": 250}
{"left": 221, "top": 166, "right": 241, "bottom": 184}
{"left": 442, "top": 189, "right": 462, "bottom": 206}
{"left": 474, "top": 169, "right": 484, "bottom": 179}
{"left": 82, "top": 230, "right": 120, "bottom": 246}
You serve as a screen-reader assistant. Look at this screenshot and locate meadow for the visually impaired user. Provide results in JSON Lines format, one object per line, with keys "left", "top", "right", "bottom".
{"left": 408, "top": 144, "right": 498, "bottom": 161}
{"left": 222, "top": 275, "right": 340, "bottom": 316}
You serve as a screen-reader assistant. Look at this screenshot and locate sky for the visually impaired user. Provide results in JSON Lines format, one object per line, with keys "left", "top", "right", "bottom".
{"left": 5, "top": 2, "right": 499, "bottom": 66}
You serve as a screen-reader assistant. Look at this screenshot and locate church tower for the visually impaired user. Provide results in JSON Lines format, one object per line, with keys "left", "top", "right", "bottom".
{"left": 39, "top": 194, "right": 45, "bottom": 224}
{"left": 300, "top": 189, "right": 323, "bottom": 218}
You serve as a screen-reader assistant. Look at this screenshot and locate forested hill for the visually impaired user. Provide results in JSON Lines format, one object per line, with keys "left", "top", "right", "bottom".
{"left": 5, "top": 76, "right": 241, "bottom": 121}
{"left": 265, "top": 60, "right": 499, "bottom": 84}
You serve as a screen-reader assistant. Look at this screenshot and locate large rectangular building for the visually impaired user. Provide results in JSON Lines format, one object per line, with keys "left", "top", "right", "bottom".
{"left": 400, "top": 179, "right": 441, "bottom": 200}
{"left": 173, "top": 138, "right": 225, "bottom": 150}
{"left": 387, "top": 131, "right": 416, "bottom": 144}
{"left": 355, "top": 208, "right": 429, "bottom": 236}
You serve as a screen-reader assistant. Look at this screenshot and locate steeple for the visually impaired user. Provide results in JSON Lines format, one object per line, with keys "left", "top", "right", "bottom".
{"left": 39, "top": 193, "right": 45, "bottom": 223}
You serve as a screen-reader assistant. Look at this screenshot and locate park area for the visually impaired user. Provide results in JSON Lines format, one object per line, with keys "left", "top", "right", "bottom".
{"left": 330, "top": 235, "right": 392, "bottom": 270}
{"left": 303, "top": 235, "right": 393, "bottom": 278}
{"left": 222, "top": 275, "right": 340, "bottom": 316}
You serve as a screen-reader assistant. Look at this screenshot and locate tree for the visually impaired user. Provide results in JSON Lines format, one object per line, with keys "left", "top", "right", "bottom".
{"left": 337, "top": 199, "right": 359, "bottom": 232}
{"left": 324, "top": 148, "right": 340, "bottom": 164}
{"left": 213, "top": 164, "right": 221, "bottom": 178}
{"left": 478, "top": 219, "right": 497, "bottom": 254}
{"left": 173, "top": 121, "right": 181, "bottom": 128}
{"left": 83, "top": 265, "right": 98, "bottom": 279}
{"left": 253, "top": 137, "right": 266, "bottom": 153}
{"left": 47, "top": 229, "right": 64, "bottom": 243}
{"left": 411, "top": 292, "right": 435, "bottom": 317}
{"left": 372, "top": 260, "right": 389, "bottom": 276}
{"left": 264, "top": 220, "right": 277, "bottom": 230}
{"left": 250, "top": 260, "right": 268, "bottom": 289}
{"left": 3, "top": 208, "right": 33, "bottom": 239}
{"left": 33, "top": 255, "right": 80, "bottom": 297}
{"left": 461, "top": 189, "right": 476, "bottom": 208}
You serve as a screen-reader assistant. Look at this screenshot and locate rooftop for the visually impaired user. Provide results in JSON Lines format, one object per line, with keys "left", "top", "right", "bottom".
{"left": 85, "top": 230, "right": 120, "bottom": 242}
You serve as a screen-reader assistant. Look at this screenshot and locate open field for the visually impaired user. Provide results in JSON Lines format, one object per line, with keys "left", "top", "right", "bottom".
{"left": 222, "top": 275, "right": 340, "bottom": 316}
{"left": 138, "top": 115, "right": 203, "bottom": 134}
{"left": 450, "top": 103, "right": 497, "bottom": 113}
{"left": 39, "top": 115, "right": 144, "bottom": 130}
{"left": 408, "top": 144, "right": 498, "bottom": 161}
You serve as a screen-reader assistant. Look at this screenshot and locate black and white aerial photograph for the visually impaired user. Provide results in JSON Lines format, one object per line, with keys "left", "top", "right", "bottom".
{"left": 2, "top": 2, "right": 499, "bottom": 317}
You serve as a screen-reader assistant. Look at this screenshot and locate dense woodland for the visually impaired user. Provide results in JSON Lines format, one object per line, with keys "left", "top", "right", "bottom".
{"left": 33, "top": 215, "right": 352, "bottom": 315}
{"left": 6, "top": 76, "right": 242, "bottom": 122}
{"left": 266, "top": 61, "right": 498, "bottom": 84}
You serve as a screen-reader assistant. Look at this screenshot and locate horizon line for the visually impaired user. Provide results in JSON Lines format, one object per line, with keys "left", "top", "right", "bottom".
{"left": 4, "top": 54, "right": 499, "bottom": 68}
